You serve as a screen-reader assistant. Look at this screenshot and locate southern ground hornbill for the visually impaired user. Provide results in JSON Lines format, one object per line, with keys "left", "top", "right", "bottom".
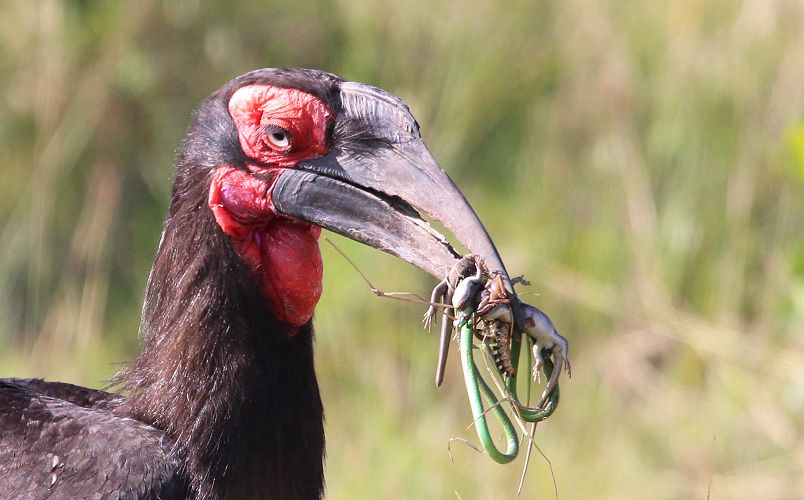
{"left": 0, "top": 68, "right": 516, "bottom": 499}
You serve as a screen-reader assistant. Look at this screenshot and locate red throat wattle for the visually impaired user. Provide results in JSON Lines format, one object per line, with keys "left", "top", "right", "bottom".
{"left": 208, "top": 85, "right": 333, "bottom": 328}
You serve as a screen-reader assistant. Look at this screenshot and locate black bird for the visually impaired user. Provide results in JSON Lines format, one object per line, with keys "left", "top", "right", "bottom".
{"left": 0, "top": 68, "right": 512, "bottom": 499}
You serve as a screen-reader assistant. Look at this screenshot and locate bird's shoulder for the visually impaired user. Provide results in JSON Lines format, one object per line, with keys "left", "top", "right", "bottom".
{"left": 0, "top": 379, "right": 187, "bottom": 499}
{"left": 7, "top": 377, "right": 121, "bottom": 409}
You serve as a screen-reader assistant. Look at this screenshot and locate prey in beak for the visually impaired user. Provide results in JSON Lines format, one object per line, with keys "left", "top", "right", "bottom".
{"left": 205, "top": 68, "right": 518, "bottom": 328}
{"left": 194, "top": 68, "right": 568, "bottom": 469}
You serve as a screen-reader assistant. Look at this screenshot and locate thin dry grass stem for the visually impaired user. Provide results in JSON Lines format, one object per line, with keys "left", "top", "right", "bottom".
{"left": 324, "top": 237, "right": 452, "bottom": 309}
{"left": 447, "top": 436, "right": 485, "bottom": 463}
{"left": 517, "top": 340, "right": 537, "bottom": 497}
{"left": 461, "top": 395, "right": 516, "bottom": 433}
{"left": 477, "top": 340, "right": 529, "bottom": 436}
{"left": 477, "top": 336, "right": 558, "bottom": 498}
{"left": 517, "top": 423, "right": 537, "bottom": 496}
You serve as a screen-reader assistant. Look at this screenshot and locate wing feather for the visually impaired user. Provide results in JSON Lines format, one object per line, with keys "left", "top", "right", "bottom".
{"left": 0, "top": 380, "right": 187, "bottom": 499}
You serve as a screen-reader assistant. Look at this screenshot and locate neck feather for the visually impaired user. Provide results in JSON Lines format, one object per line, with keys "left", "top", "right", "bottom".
{"left": 113, "top": 168, "right": 325, "bottom": 500}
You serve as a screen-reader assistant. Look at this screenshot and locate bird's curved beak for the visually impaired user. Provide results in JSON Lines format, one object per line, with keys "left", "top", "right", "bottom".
{"left": 271, "top": 82, "right": 511, "bottom": 288}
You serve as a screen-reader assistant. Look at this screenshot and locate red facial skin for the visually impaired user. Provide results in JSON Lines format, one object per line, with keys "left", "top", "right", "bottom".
{"left": 208, "top": 85, "right": 332, "bottom": 329}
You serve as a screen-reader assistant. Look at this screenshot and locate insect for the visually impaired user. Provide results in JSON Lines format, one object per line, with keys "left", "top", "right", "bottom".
{"left": 432, "top": 254, "right": 571, "bottom": 401}
{"left": 475, "top": 273, "right": 517, "bottom": 376}
{"left": 439, "top": 256, "right": 519, "bottom": 378}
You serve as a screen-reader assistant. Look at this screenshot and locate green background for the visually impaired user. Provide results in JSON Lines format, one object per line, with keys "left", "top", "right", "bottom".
{"left": 1, "top": 1, "right": 803, "bottom": 498}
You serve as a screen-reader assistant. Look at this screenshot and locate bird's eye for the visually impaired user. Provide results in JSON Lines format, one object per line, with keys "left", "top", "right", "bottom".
{"left": 264, "top": 125, "right": 292, "bottom": 150}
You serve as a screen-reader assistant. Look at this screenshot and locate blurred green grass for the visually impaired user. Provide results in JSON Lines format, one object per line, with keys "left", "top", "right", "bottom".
{"left": 1, "top": 0, "right": 803, "bottom": 498}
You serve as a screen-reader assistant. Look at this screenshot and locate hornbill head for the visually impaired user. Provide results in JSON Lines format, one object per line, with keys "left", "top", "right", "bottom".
{"left": 182, "top": 68, "right": 512, "bottom": 328}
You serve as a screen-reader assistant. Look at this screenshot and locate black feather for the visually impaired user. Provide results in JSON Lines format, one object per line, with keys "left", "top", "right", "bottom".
{"left": 0, "top": 380, "right": 187, "bottom": 499}
{"left": 1, "top": 68, "right": 342, "bottom": 500}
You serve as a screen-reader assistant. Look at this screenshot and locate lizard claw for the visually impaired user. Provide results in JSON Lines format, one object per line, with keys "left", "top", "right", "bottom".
{"left": 424, "top": 277, "right": 449, "bottom": 333}
{"left": 423, "top": 307, "right": 436, "bottom": 332}
{"left": 531, "top": 342, "right": 544, "bottom": 383}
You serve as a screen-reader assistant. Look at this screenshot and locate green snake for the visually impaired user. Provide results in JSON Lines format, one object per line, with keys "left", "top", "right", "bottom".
{"left": 458, "top": 314, "right": 560, "bottom": 463}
